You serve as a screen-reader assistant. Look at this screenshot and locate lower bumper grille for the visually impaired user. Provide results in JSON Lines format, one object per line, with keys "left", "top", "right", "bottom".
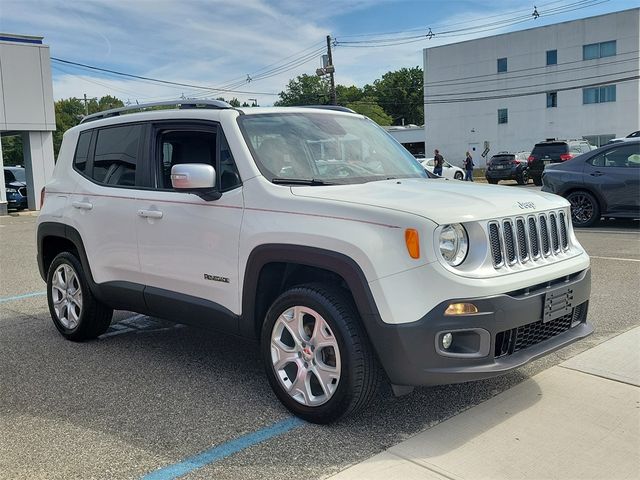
{"left": 495, "top": 301, "right": 588, "bottom": 358}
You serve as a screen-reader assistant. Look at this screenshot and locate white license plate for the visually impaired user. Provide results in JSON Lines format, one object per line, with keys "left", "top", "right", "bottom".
{"left": 495, "top": 165, "right": 507, "bottom": 169}
{"left": 544, "top": 160, "right": 551, "bottom": 165}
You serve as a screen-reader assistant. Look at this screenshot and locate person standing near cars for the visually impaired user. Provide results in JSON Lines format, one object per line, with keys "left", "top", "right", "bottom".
{"left": 433, "top": 149, "right": 444, "bottom": 176}
{"left": 464, "top": 151, "right": 474, "bottom": 181}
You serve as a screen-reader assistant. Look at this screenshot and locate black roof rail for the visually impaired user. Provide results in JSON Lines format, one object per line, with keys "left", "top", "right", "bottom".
{"left": 80, "top": 99, "right": 232, "bottom": 124}
{"left": 297, "top": 105, "right": 356, "bottom": 113}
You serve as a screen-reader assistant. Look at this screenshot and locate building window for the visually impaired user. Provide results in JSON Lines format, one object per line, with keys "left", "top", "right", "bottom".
{"left": 583, "top": 85, "right": 616, "bottom": 104}
{"left": 546, "top": 92, "right": 557, "bottom": 108}
{"left": 583, "top": 40, "right": 616, "bottom": 60}
{"left": 498, "top": 108, "right": 508, "bottom": 124}
{"left": 546, "top": 50, "right": 557, "bottom": 65}
{"left": 497, "top": 57, "right": 507, "bottom": 73}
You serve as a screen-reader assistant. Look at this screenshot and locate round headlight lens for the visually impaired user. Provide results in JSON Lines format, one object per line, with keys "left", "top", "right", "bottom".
{"left": 439, "top": 224, "right": 469, "bottom": 266}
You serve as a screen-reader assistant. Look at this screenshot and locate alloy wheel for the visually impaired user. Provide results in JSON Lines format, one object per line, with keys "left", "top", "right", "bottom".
{"left": 51, "top": 263, "right": 83, "bottom": 329}
{"left": 568, "top": 193, "right": 594, "bottom": 224}
{"left": 270, "top": 306, "right": 341, "bottom": 406}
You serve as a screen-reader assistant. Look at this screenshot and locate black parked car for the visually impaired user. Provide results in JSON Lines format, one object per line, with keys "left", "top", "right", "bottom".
{"left": 542, "top": 141, "right": 640, "bottom": 227}
{"left": 528, "top": 139, "right": 594, "bottom": 186}
{"left": 485, "top": 151, "right": 531, "bottom": 185}
{"left": 4, "top": 166, "right": 28, "bottom": 210}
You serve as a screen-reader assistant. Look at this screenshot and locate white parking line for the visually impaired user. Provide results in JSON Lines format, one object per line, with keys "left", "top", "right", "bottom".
{"left": 590, "top": 255, "right": 640, "bottom": 263}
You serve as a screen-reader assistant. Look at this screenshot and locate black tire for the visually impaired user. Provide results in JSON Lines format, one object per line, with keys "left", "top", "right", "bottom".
{"left": 46, "top": 252, "right": 113, "bottom": 341}
{"left": 566, "top": 190, "right": 600, "bottom": 228}
{"left": 454, "top": 171, "right": 463, "bottom": 180}
{"left": 261, "top": 284, "right": 379, "bottom": 424}
{"left": 487, "top": 178, "right": 499, "bottom": 184}
{"left": 532, "top": 175, "right": 542, "bottom": 186}
{"left": 517, "top": 170, "right": 529, "bottom": 185}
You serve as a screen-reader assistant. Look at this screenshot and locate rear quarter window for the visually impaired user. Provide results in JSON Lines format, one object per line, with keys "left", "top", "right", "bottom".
{"left": 73, "top": 131, "right": 92, "bottom": 173}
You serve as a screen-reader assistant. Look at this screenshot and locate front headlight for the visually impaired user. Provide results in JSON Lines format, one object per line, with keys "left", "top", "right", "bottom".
{"left": 439, "top": 224, "right": 469, "bottom": 266}
{"left": 6, "top": 188, "right": 17, "bottom": 193}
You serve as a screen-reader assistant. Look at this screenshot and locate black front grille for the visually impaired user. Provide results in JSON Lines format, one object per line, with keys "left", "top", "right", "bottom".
{"left": 495, "top": 301, "right": 587, "bottom": 358}
{"left": 549, "top": 213, "right": 559, "bottom": 252}
{"left": 539, "top": 215, "right": 550, "bottom": 255}
{"left": 503, "top": 221, "right": 516, "bottom": 264}
{"left": 528, "top": 217, "right": 539, "bottom": 257}
{"left": 516, "top": 219, "right": 528, "bottom": 261}
{"left": 18, "top": 187, "right": 27, "bottom": 196}
{"left": 489, "top": 223, "right": 502, "bottom": 266}
{"left": 559, "top": 212, "right": 568, "bottom": 249}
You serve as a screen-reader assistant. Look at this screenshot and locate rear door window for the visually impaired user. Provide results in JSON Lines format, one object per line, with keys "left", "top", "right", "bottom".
{"left": 589, "top": 145, "right": 640, "bottom": 167}
{"left": 92, "top": 124, "right": 143, "bottom": 187}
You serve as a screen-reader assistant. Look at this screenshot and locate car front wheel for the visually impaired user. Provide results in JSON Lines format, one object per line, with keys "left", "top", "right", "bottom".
{"left": 566, "top": 190, "right": 600, "bottom": 227}
{"left": 47, "top": 252, "right": 113, "bottom": 341}
{"left": 261, "top": 284, "right": 379, "bottom": 424}
{"left": 454, "top": 171, "right": 463, "bottom": 180}
{"left": 517, "top": 170, "right": 529, "bottom": 185}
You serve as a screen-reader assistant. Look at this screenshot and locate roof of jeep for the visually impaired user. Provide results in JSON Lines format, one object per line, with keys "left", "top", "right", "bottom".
{"left": 71, "top": 105, "right": 361, "bottom": 133}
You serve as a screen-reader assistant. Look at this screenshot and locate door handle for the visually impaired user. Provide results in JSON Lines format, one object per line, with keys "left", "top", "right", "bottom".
{"left": 137, "top": 209, "right": 163, "bottom": 219}
{"left": 590, "top": 171, "right": 604, "bottom": 177}
{"left": 72, "top": 201, "right": 93, "bottom": 210}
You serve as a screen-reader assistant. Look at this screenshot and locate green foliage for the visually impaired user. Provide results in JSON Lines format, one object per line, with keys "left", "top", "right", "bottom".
{"left": 1, "top": 135, "right": 23, "bottom": 166}
{"left": 346, "top": 97, "right": 392, "bottom": 126}
{"left": 371, "top": 66, "right": 423, "bottom": 125}
{"left": 335, "top": 85, "right": 363, "bottom": 105}
{"left": 274, "top": 74, "right": 330, "bottom": 106}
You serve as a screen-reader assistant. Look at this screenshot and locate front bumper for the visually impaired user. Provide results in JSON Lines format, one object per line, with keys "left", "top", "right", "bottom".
{"left": 366, "top": 268, "right": 592, "bottom": 386}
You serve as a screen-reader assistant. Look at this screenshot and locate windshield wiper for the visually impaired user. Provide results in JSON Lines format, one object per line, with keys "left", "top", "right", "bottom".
{"left": 271, "top": 177, "right": 335, "bottom": 186}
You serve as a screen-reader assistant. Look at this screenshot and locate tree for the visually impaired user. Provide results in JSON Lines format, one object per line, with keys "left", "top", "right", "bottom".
{"left": 274, "top": 74, "right": 330, "bottom": 106}
{"left": 335, "top": 85, "right": 363, "bottom": 105}
{"left": 372, "top": 67, "right": 423, "bottom": 125}
{"left": 1, "top": 135, "right": 23, "bottom": 166}
{"left": 347, "top": 97, "right": 392, "bottom": 125}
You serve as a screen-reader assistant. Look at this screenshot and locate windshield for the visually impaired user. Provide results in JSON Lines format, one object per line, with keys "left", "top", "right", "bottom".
{"left": 238, "top": 112, "right": 426, "bottom": 184}
{"left": 5, "top": 168, "right": 25, "bottom": 183}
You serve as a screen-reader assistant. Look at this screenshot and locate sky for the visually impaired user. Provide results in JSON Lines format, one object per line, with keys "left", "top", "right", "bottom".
{"left": 0, "top": 0, "right": 636, "bottom": 106}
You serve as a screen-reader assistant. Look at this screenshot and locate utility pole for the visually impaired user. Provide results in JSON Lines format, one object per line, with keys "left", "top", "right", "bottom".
{"left": 83, "top": 93, "right": 89, "bottom": 116}
{"left": 326, "top": 35, "right": 336, "bottom": 105}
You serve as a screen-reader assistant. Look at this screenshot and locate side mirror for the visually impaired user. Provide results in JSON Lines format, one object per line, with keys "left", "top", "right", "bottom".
{"left": 170, "top": 164, "right": 221, "bottom": 200}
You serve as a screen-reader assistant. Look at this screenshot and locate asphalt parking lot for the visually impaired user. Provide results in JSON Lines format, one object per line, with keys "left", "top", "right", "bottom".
{"left": 1, "top": 206, "right": 638, "bottom": 480}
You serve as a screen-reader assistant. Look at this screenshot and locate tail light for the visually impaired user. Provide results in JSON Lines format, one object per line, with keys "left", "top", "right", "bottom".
{"left": 511, "top": 160, "right": 519, "bottom": 165}
{"left": 527, "top": 155, "right": 535, "bottom": 164}
{"left": 40, "top": 187, "right": 46, "bottom": 208}
{"left": 560, "top": 153, "right": 574, "bottom": 161}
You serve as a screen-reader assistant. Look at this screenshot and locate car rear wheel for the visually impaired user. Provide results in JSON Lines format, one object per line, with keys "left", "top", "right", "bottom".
{"left": 532, "top": 175, "right": 542, "bottom": 186}
{"left": 566, "top": 190, "right": 600, "bottom": 228}
{"left": 487, "top": 178, "right": 498, "bottom": 184}
{"left": 261, "top": 284, "right": 379, "bottom": 423}
{"left": 47, "top": 252, "right": 113, "bottom": 341}
{"left": 454, "top": 171, "right": 463, "bottom": 180}
{"left": 517, "top": 170, "right": 529, "bottom": 185}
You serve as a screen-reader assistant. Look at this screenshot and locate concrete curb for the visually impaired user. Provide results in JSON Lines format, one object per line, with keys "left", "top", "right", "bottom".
{"left": 329, "top": 327, "right": 640, "bottom": 480}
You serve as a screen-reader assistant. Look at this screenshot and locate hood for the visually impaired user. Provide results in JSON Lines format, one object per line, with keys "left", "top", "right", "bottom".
{"left": 291, "top": 178, "right": 567, "bottom": 224}
{"left": 6, "top": 180, "right": 26, "bottom": 188}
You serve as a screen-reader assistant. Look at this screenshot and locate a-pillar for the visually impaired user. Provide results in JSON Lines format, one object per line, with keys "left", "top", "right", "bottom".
{"left": 22, "top": 131, "right": 55, "bottom": 210}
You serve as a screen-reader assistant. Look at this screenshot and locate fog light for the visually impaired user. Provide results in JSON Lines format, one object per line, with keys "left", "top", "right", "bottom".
{"left": 445, "top": 303, "right": 478, "bottom": 315}
{"left": 442, "top": 333, "right": 453, "bottom": 349}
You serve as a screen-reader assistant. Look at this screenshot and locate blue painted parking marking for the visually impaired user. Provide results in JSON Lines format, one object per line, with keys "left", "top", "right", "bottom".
{"left": 0, "top": 291, "right": 46, "bottom": 304}
{"left": 142, "top": 417, "right": 305, "bottom": 480}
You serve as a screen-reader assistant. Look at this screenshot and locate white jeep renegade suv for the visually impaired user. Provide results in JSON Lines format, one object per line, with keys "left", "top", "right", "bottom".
{"left": 37, "top": 100, "right": 592, "bottom": 423}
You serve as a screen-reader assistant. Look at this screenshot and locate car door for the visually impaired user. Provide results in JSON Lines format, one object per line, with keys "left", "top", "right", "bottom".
{"left": 67, "top": 124, "right": 145, "bottom": 287}
{"left": 584, "top": 144, "right": 640, "bottom": 214}
{"left": 135, "top": 122, "right": 244, "bottom": 329}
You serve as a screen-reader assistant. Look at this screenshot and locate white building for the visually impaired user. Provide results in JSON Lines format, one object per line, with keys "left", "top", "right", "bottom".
{"left": 423, "top": 8, "right": 640, "bottom": 166}
{"left": 0, "top": 33, "right": 56, "bottom": 214}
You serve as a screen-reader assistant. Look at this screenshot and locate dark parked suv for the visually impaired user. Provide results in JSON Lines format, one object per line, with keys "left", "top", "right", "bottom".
{"left": 542, "top": 141, "right": 640, "bottom": 227}
{"left": 4, "top": 166, "right": 28, "bottom": 210}
{"left": 528, "top": 139, "right": 593, "bottom": 186}
{"left": 485, "top": 151, "right": 531, "bottom": 185}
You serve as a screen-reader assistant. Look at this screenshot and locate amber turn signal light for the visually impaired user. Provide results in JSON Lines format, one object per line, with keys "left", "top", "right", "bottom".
{"left": 444, "top": 303, "right": 479, "bottom": 315}
{"left": 405, "top": 228, "right": 420, "bottom": 259}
